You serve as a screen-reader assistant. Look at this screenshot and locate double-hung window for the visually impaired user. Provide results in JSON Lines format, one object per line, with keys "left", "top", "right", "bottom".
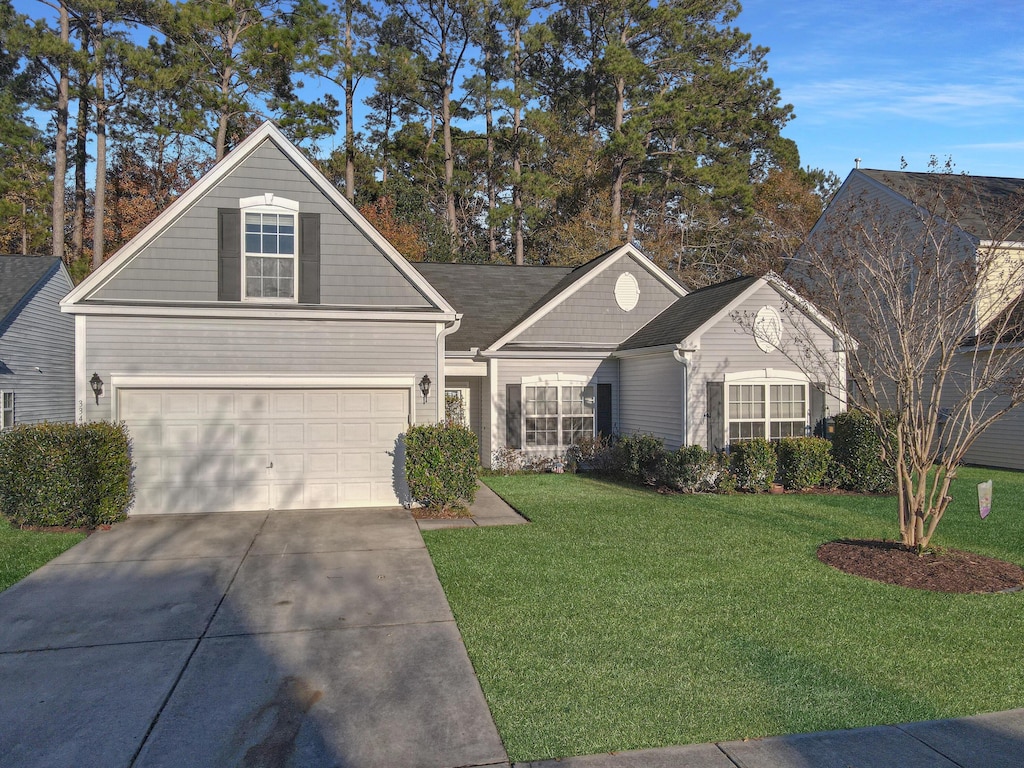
{"left": 727, "top": 382, "right": 807, "bottom": 444}
{"left": 1, "top": 392, "right": 13, "bottom": 429}
{"left": 244, "top": 212, "right": 295, "bottom": 300}
{"left": 524, "top": 384, "right": 594, "bottom": 449}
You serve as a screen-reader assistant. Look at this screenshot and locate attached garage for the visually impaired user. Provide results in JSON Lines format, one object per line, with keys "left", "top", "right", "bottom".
{"left": 118, "top": 383, "right": 413, "bottom": 514}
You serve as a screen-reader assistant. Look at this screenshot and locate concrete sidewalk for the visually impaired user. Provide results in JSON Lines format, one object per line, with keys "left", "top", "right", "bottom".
{"left": 514, "top": 709, "right": 1024, "bottom": 767}
{"left": 0, "top": 507, "right": 507, "bottom": 768}
{"left": 417, "top": 479, "right": 531, "bottom": 531}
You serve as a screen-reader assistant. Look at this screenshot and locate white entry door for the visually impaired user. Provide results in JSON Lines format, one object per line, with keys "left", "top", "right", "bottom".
{"left": 119, "top": 388, "right": 410, "bottom": 514}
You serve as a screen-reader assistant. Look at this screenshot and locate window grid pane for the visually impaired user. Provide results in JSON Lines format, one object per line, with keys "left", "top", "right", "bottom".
{"left": 244, "top": 212, "right": 297, "bottom": 299}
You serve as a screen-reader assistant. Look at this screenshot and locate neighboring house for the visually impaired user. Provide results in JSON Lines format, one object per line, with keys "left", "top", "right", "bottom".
{"left": 62, "top": 122, "right": 845, "bottom": 515}
{"left": 809, "top": 169, "right": 1024, "bottom": 471}
{"left": 0, "top": 255, "right": 75, "bottom": 428}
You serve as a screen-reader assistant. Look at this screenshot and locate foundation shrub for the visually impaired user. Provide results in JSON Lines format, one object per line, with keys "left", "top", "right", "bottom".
{"left": 0, "top": 422, "right": 133, "bottom": 527}
{"left": 776, "top": 437, "right": 834, "bottom": 490}
{"left": 405, "top": 422, "right": 479, "bottom": 513}
{"left": 730, "top": 438, "right": 777, "bottom": 493}
{"left": 832, "top": 410, "right": 897, "bottom": 494}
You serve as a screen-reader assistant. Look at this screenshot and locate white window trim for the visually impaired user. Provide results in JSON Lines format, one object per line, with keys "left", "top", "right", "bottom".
{"left": 444, "top": 387, "right": 471, "bottom": 427}
{"left": 240, "top": 194, "right": 301, "bottom": 304}
{"left": 520, "top": 375, "right": 596, "bottom": 451}
{"left": 1, "top": 391, "right": 14, "bottom": 430}
{"left": 723, "top": 370, "right": 810, "bottom": 443}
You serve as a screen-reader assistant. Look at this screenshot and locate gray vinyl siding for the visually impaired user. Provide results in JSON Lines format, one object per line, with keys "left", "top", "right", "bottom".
{"left": 512, "top": 257, "right": 680, "bottom": 346}
{"left": 618, "top": 353, "right": 684, "bottom": 449}
{"left": 492, "top": 358, "right": 619, "bottom": 456}
{"left": 90, "top": 140, "right": 432, "bottom": 309}
{"left": 82, "top": 315, "right": 439, "bottom": 425}
{"left": 962, "top": 403, "right": 1024, "bottom": 471}
{"left": 0, "top": 267, "right": 74, "bottom": 424}
{"left": 687, "top": 283, "right": 845, "bottom": 445}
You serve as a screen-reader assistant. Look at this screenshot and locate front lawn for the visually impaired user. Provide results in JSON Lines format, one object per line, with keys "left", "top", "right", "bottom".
{"left": 0, "top": 517, "right": 85, "bottom": 592}
{"left": 422, "top": 467, "right": 1024, "bottom": 763}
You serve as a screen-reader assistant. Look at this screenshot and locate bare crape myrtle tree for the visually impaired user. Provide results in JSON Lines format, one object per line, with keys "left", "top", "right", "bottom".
{"left": 773, "top": 170, "right": 1024, "bottom": 550}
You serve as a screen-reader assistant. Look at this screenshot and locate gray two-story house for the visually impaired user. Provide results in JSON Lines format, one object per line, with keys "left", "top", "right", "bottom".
{"left": 62, "top": 122, "right": 846, "bottom": 514}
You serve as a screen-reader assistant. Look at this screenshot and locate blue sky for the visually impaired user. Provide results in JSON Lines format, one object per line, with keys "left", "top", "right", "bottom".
{"left": 738, "top": 0, "right": 1024, "bottom": 180}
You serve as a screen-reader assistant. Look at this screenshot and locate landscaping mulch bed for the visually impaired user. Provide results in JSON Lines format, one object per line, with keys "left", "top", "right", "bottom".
{"left": 818, "top": 539, "right": 1024, "bottom": 594}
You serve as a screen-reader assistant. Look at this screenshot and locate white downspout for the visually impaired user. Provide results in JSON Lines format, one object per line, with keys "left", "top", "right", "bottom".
{"left": 672, "top": 347, "right": 693, "bottom": 448}
{"left": 435, "top": 315, "right": 463, "bottom": 422}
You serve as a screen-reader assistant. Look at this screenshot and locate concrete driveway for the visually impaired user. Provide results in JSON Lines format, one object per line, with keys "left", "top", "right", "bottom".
{"left": 0, "top": 508, "right": 508, "bottom": 768}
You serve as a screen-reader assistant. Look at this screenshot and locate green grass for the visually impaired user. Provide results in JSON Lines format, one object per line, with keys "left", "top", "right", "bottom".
{"left": 423, "top": 467, "right": 1024, "bottom": 762}
{"left": 0, "top": 516, "right": 85, "bottom": 592}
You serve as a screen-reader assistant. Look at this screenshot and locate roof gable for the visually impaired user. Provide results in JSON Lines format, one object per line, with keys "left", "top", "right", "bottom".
{"left": 62, "top": 123, "right": 454, "bottom": 315}
{"left": 487, "top": 244, "right": 688, "bottom": 350}
{"left": 0, "top": 256, "right": 63, "bottom": 328}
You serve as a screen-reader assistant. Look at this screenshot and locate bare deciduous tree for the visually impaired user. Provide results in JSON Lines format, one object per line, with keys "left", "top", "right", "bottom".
{"left": 785, "top": 171, "right": 1024, "bottom": 550}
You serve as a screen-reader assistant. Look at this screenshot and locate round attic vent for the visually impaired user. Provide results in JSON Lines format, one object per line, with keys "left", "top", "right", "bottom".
{"left": 615, "top": 272, "right": 640, "bottom": 311}
{"left": 753, "top": 306, "right": 783, "bottom": 353}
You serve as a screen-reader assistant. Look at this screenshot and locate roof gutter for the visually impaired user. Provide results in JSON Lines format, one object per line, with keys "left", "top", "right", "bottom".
{"left": 672, "top": 346, "right": 695, "bottom": 447}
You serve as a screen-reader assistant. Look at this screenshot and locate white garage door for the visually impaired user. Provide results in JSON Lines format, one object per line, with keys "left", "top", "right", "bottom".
{"left": 119, "top": 388, "right": 410, "bottom": 514}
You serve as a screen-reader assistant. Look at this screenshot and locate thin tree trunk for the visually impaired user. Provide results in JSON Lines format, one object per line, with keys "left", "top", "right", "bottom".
{"left": 442, "top": 83, "right": 460, "bottom": 254}
{"left": 484, "top": 44, "right": 496, "bottom": 261}
{"left": 512, "top": 24, "right": 524, "bottom": 265}
{"left": 91, "top": 11, "right": 106, "bottom": 269}
{"left": 52, "top": 1, "right": 70, "bottom": 262}
{"left": 72, "top": 77, "right": 88, "bottom": 262}
{"left": 609, "top": 74, "right": 626, "bottom": 240}
{"left": 344, "top": 6, "right": 355, "bottom": 202}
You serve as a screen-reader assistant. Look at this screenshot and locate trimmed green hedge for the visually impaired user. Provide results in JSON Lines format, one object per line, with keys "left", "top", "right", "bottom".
{"left": 832, "top": 410, "right": 897, "bottom": 493}
{"left": 613, "top": 433, "right": 667, "bottom": 486}
{"left": 405, "top": 422, "right": 479, "bottom": 513}
{"left": 0, "top": 422, "right": 134, "bottom": 527}
{"left": 730, "top": 438, "right": 777, "bottom": 493}
{"left": 776, "top": 437, "right": 834, "bottom": 490}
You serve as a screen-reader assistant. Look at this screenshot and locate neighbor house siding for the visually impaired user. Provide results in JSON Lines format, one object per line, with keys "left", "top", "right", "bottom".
{"left": 81, "top": 315, "right": 439, "bottom": 424}
{"left": 0, "top": 266, "right": 74, "bottom": 424}
{"left": 89, "top": 140, "right": 431, "bottom": 308}
{"left": 492, "top": 358, "right": 619, "bottom": 456}
{"left": 513, "top": 259, "right": 680, "bottom": 346}
{"left": 618, "top": 352, "right": 684, "bottom": 450}
{"left": 962, "top": 401, "right": 1024, "bottom": 471}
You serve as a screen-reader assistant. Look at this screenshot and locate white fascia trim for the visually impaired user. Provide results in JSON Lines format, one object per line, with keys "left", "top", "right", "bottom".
{"left": 614, "top": 343, "right": 689, "bottom": 359}
{"left": 74, "top": 315, "right": 86, "bottom": 424}
{"left": 111, "top": 374, "right": 417, "bottom": 390}
{"left": 488, "top": 244, "right": 687, "bottom": 350}
{"left": 481, "top": 350, "right": 616, "bottom": 359}
{"left": 679, "top": 278, "right": 769, "bottom": 349}
{"left": 62, "top": 122, "right": 457, "bottom": 315}
{"left": 445, "top": 361, "right": 488, "bottom": 376}
{"left": 762, "top": 272, "right": 847, "bottom": 340}
{"left": 63, "top": 303, "right": 456, "bottom": 323}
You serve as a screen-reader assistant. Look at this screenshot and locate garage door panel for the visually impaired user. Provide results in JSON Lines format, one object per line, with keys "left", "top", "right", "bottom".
{"left": 121, "top": 387, "right": 411, "bottom": 514}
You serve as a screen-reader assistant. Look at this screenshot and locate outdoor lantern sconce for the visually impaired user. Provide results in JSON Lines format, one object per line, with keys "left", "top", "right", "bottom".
{"left": 419, "top": 374, "right": 431, "bottom": 404}
{"left": 90, "top": 373, "right": 104, "bottom": 404}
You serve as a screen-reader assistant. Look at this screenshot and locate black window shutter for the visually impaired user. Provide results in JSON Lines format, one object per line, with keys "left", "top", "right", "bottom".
{"left": 217, "top": 208, "right": 241, "bottom": 301}
{"left": 810, "top": 382, "right": 826, "bottom": 437}
{"left": 596, "top": 383, "right": 612, "bottom": 436}
{"left": 506, "top": 384, "right": 522, "bottom": 449}
{"left": 299, "top": 212, "right": 321, "bottom": 304}
{"left": 706, "top": 381, "right": 725, "bottom": 453}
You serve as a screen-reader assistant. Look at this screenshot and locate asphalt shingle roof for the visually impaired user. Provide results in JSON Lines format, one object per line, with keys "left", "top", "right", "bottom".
{"left": 0, "top": 255, "right": 60, "bottom": 327}
{"left": 860, "top": 169, "right": 1024, "bottom": 242}
{"left": 618, "top": 275, "right": 759, "bottom": 350}
{"left": 412, "top": 263, "right": 572, "bottom": 350}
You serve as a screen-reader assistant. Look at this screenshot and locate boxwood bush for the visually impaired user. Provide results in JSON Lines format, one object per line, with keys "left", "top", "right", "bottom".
{"left": 664, "top": 445, "right": 728, "bottom": 493}
{"left": 404, "top": 422, "right": 479, "bottom": 513}
{"left": 730, "top": 438, "right": 777, "bottom": 493}
{"left": 0, "top": 422, "right": 134, "bottom": 527}
{"left": 832, "top": 410, "right": 897, "bottom": 493}
{"left": 613, "top": 433, "right": 667, "bottom": 486}
{"left": 776, "top": 436, "right": 833, "bottom": 490}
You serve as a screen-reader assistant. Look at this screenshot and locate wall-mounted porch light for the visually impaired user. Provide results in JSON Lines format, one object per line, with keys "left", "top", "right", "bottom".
{"left": 419, "top": 374, "right": 432, "bottom": 404}
{"left": 90, "top": 373, "right": 104, "bottom": 404}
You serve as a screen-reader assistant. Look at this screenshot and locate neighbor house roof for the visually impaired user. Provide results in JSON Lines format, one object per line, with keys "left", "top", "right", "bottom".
{"left": 0, "top": 255, "right": 61, "bottom": 327}
{"left": 618, "top": 275, "right": 759, "bottom": 350}
{"left": 412, "top": 263, "right": 572, "bottom": 350}
{"left": 859, "top": 169, "right": 1024, "bottom": 242}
